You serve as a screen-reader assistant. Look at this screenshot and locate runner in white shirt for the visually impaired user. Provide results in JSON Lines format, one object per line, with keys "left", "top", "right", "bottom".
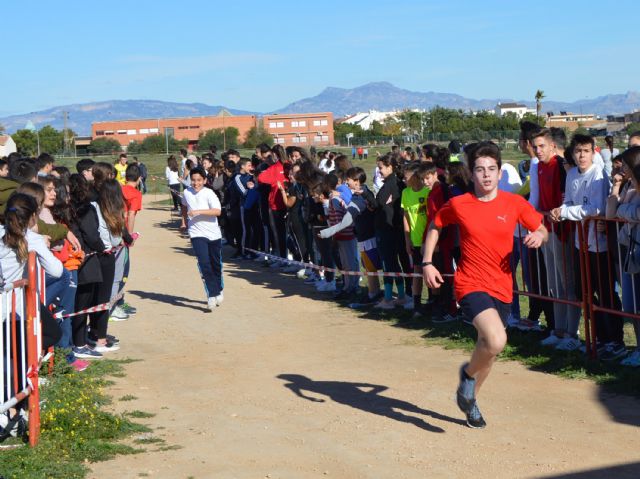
{"left": 180, "top": 167, "right": 224, "bottom": 310}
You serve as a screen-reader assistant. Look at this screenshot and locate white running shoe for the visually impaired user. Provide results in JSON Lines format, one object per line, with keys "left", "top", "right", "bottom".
{"left": 296, "top": 268, "right": 307, "bottom": 279}
{"left": 215, "top": 292, "right": 224, "bottom": 306}
{"left": 207, "top": 297, "right": 217, "bottom": 310}
{"left": 374, "top": 299, "right": 396, "bottom": 310}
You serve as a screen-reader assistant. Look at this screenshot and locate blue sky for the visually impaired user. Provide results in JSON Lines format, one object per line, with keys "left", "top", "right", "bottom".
{"left": 4, "top": 0, "right": 638, "bottom": 116}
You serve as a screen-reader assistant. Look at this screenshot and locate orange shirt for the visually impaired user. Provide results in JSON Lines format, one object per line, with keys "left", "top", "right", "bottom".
{"left": 434, "top": 191, "right": 542, "bottom": 303}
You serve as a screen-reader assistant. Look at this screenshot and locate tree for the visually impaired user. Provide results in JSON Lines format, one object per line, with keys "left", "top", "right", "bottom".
{"left": 625, "top": 122, "right": 640, "bottom": 136}
{"left": 38, "top": 125, "right": 64, "bottom": 155}
{"left": 88, "top": 137, "right": 122, "bottom": 154}
{"left": 198, "top": 127, "right": 239, "bottom": 151}
{"left": 535, "top": 89, "right": 545, "bottom": 118}
{"left": 242, "top": 126, "right": 274, "bottom": 148}
{"left": 12, "top": 129, "right": 38, "bottom": 155}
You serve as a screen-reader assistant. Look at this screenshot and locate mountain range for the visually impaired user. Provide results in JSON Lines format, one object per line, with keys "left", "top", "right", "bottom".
{"left": 2, "top": 82, "right": 639, "bottom": 136}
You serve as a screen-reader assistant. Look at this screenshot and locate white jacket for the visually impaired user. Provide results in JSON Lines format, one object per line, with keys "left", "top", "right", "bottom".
{"left": 0, "top": 226, "right": 63, "bottom": 286}
{"left": 560, "top": 164, "right": 610, "bottom": 252}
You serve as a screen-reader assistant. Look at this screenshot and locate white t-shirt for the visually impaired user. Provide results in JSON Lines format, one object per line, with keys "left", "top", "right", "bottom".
{"left": 181, "top": 187, "right": 222, "bottom": 240}
{"left": 498, "top": 163, "right": 522, "bottom": 194}
{"left": 166, "top": 166, "right": 180, "bottom": 185}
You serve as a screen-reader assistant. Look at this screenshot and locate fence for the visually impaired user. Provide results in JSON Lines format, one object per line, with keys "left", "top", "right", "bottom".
{"left": 513, "top": 216, "right": 640, "bottom": 359}
{"left": 1, "top": 252, "right": 44, "bottom": 447}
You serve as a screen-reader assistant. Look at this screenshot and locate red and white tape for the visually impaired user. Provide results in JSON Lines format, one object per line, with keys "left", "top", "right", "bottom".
{"left": 244, "top": 248, "right": 453, "bottom": 279}
{"left": 53, "top": 289, "right": 125, "bottom": 319}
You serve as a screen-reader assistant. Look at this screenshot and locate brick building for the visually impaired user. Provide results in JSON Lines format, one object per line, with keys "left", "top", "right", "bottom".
{"left": 92, "top": 111, "right": 257, "bottom": 151}
{"left": 263, "top": 112, "right": 334, "bottom": 146}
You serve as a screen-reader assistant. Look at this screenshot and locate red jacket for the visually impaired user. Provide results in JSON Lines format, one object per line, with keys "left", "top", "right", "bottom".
{"left": 258, "top": 161, "right": 286, "bottom": 211}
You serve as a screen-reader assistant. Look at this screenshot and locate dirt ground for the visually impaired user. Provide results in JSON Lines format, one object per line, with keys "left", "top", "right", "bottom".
{"left": 89, "top": 198, "right": 640, "bottom": 479}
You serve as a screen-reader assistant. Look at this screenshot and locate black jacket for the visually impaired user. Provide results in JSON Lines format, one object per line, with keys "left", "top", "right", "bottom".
{"left": 369, "top": 173, "right": 403, "bottom": 231}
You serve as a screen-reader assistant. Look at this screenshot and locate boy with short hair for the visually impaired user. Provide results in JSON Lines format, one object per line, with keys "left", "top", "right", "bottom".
{"left": 402, "top": 163, "right": 430, "bottom": 312}
{"left": 550, "top": 134, "right": 621, "bottom": 355}
{"left": 115, "top": 154, "right": 128, "bottom": 185}
{"left": 122, "top": 164, "right": 143, "bottom": 233}
{"left": 423, "top": 141, "right": 547, "bottom": 428}
{"left": 37, "top": 153, "right": 55, "bottom": 177}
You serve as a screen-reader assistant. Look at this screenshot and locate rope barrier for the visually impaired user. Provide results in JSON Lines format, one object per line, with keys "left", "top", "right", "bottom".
{"left": 244, "top": 248, "right": 454, "bottom": 279}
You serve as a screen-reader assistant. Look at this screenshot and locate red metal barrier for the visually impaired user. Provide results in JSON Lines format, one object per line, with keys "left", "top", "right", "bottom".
{"left": 513, "top": 216, "right": 640, "bottom": 360}
{"left": 25, "top": 252, "right": 41, "bottom": 447}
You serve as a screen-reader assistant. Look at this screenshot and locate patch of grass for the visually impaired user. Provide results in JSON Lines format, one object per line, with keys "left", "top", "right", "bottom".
{"left": 156, "top": 444, "right": 183, "bottom": 452}
{"left": 125, "top": 410, "right": 156, "bottom": 419}
{"left": 0, "top": 351, "right": 150, "bottom": 478}
{"left": 133, "top": 436, "right": 165, "bottom": 445}
{"left": 119, "top": 394, "right": 138, "bottom": 402}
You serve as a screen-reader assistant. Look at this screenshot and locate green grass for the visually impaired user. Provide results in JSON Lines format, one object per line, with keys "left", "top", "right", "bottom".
{"left": 346, "top": 298, "right": 640, "bottom": 397}
{"left": 0, "top": 351, "right": 154, "bottom": 479}
{"left": 119, "top": 394, "right": 138, "bottom": 402}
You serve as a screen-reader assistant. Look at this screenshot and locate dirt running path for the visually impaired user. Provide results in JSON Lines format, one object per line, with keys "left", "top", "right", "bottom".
{"left": 89, "top": 198, "right": 640, "bottom": 479}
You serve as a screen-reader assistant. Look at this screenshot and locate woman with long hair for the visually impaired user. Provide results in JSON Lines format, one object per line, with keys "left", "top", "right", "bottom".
{"left": 166, "top": 155, "right": 181, "bottom": 211}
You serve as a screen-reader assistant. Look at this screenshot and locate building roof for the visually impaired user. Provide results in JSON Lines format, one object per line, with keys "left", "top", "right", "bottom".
{"left": 497, "top": 102, "right": 527, "bottom": 109}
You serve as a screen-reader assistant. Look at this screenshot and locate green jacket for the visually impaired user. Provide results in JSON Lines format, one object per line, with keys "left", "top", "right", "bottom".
{"left": 0, "top": 177, "right": 18, "bottom": 221}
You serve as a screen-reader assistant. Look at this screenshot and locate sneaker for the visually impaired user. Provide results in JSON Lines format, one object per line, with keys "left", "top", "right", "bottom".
{"left": 72, "top": 346, "right": 103, "bottom": 359}
{"left": 465, "top": 402, "right": 487, "bottom": 429}
{"left": 304, "top": 274, "right": 319, "bottom": 285}
{"left": 620, "top": 349, "right": 640, "bottom": 367}
{"left": 506, "top": 314, "right": 521, "bottom": 328}
{"left": 579, "top": 341, "right": 608, "bottom": 355}
{"left": 433, "top": 313, "right": 457, "bottom": 323}
{"left": 110, "top": 306, "right": 130, "bottom": 321}
{"left": 282, "top": 264, "right": 300, "bottom": 273}
{"left": 318, "top": 280, "right": 337, "bottom": 293}
{"left": 121, "top": 302, "right": 137, "bottom": 315}
{"left": 314, "top": 279, "right": 327, "bottom": 290}
{"left": 516, "top": 319, "right": 542, "bottom": 331}
{"left": 456, "top": 363, "right": 476, "bottom": 415}
{"left": 396, "top": 297, "right": 414, "bottom": 310}
{"left": 94, "top": 342, "right": 120, "bottom": 353}
{"left": 107, "top": 334, "right": 120, "bottom": 345}
{"left": 600, "top": 343, "right": 627, "bottom": 361}
{"left": 296, "top": 268, "right": 307, "bottom": 279}
{"left": 215, "top": 293, "right": 224, "bottom": 306}
{"left": 374, "top": 299, "right": 396, "bottom": 310}
{"left": 207, "top": 297, "right": 217, "bottom": 310}
{"left": 71, "top": 359, "right": 89, "bottom": 372}
{"left": 555, "top": 337, "right": 582, "bottom": 351}
{"left": 540, "top": 333, "right": 562, "bottom": 347}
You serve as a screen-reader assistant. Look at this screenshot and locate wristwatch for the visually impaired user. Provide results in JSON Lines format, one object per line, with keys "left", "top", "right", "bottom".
{"left": 420, "top": 261, "right": 433, "bottom": 267}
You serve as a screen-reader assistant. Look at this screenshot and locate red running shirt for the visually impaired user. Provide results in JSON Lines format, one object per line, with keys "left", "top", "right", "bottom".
{"left": 434, "top": 191, "right": 543, "bottom": 303}
{"left": 122, "top": 185, "right": 142, "bottom": 213}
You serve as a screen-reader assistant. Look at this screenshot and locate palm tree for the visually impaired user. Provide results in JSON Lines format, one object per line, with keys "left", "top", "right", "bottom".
{"left": 535, "top": 90, "right": 545, "bottom": 119}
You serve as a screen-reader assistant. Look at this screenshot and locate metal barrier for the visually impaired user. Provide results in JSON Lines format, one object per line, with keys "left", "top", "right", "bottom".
{"left": 0, "top": 252, "right": 43, "bottom": 446}
{"left": 513, "top": 216, "right": 640, "bottom": 359}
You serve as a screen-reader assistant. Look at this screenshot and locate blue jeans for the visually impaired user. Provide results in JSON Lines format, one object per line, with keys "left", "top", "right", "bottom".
{"left": 191, "top": 237, "right": 223, "bottom": 298}
{"left": 46, "top": 268, "right": 76, "bottom": 360}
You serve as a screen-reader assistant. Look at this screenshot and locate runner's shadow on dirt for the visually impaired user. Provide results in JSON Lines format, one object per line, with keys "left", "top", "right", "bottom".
{"left": 539, "top": 461, "right": 640, "bottom": 479}
{"left": 277, "top": 373, "right": 466, "bottom": 432}
{"left": 128, "top": 290, "right": 210, "bottom": 313}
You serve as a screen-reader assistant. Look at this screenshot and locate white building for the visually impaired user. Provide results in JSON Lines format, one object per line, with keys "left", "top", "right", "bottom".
{"left": 0, "top": 135, "right": 17, "bottom": 157}
{"left": 495, "top": 102, "right": 536, "bottom": 119}
{"left": 341, "top": 110, "right": 398, "bottom": 130}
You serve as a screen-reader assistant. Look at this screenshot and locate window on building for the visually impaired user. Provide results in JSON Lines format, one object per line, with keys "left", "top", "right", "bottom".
{"left": 314, "top": 136, "right": 322, "bottom": 142}
{"left": 320, "top": 119, "right": 328, "bottom": 126}
{"left": 299, "top": 120, "right": 306, "bottom": 127}
{"left": 277, "top": 137, "right": 285, "bottom": 144}
{"left": 299, "top": 136, "right": 307, "bottom": 143}
{"left": 322, "top": 135, "right": 329, "bottom": 142}
{"left": 269, "top": 122, "right": 277, "bottom": 128}
{"left": 127, "top": 129, "right": 136, "bottom": 135}
{"left": 292, "top": 137, "right": 300, "bottom": 143}
{"left": 277, "top": 121, "right": 284, "bottom": 128}
{"left": 105, "top": 131, "right": 114, "bottom": 135}
{"left": 140, "top": 128, "right": 149, "bottom": 134}
{"left": 178, "top": 126, "right": 189, "bottom": 130}
{"left": 190, "top": 125, "right": 199, "bottom": 129}
{"left": 117, "top": 130, "right": 127, "bottom": 134}
{"left": 313, "top": 120, "right": 321, "bottom": 126}
{"left": 149, "top": 128, "right": 159, "bottom": 133}
{"left": 291, "top": 121, "right": 299, "bottom": 127}
{"left": 95, "top": 130, "right": 105, "bottom": 136}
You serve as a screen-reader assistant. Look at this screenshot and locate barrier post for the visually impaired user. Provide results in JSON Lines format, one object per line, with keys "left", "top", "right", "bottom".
{"left": 25, "top": 252, "right": 40, "bottom": 447}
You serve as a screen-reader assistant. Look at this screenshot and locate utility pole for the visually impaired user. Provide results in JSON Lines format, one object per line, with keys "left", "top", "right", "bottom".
{"left": 63, "top": 111, "right": 72, "bottom": 157}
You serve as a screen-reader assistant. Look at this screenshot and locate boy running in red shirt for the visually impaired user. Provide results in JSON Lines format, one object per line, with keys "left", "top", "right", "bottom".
{"left": 423, "top": 141, "right": 548, "bottom": 428}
